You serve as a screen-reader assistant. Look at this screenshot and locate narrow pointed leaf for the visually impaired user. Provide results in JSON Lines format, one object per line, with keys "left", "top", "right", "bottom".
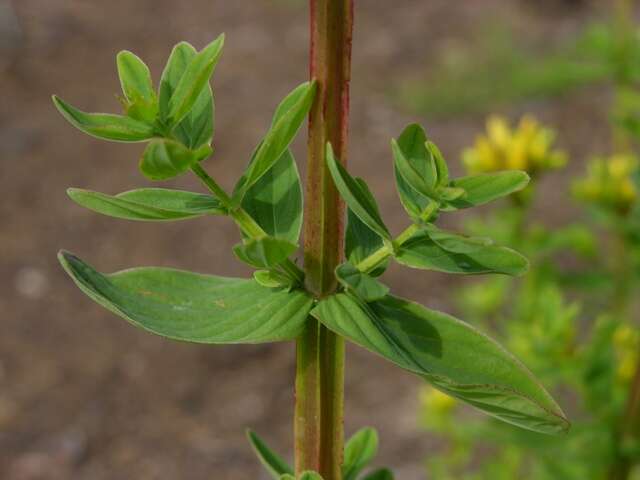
{"left": 362, "top": 469, "right": 394, "bottom": 480}
{"left": 398, "top": 124, "right": 437, "bottom": 187}
{"left": 312, "top": 294, "right": 569, "bottom": 434}
{"left": 233, "top": 81, "right": 316, "bottom": 202}
{"left": 241, "top": 150, "right": 303, "bottom": 244}
{"left": 52, "top": 95, "right": 155, "bottom": 142}
{"left": 158, "top": 41, "right": 214, "bottom": 149}
{"left": 58, "top": 251, "right": 312, "bottom": 344}
{"left": 392, "top": 139, "right": 439, "bottom": 201}
{"left": 140, "top": 139, "right": 209, "bottom": 180}
{"left": 444, "top": 171, "right": 530, "bottom": 210}
{"left": 423, "top": 225, "right": 493, "bottom": 254}
{"left": 396, "top": 228, "right": 528, "bottom": 276}
{"left": 336, "top": 263, "right": 389, "bottom": 302}
{"left": 343, "top": 427, "right": 379, "bottom": 480}
{"left": 427, "top": 140, "right": 448, "bottom": 187}
{"left": 326, "top": 144, "right": 391, "bottom": 240}
{"left": 233, "top": 237, "right": 297, "bottom": 269}
{"left": 116, "top": 50, "right": 157, "bottom": 123}
{"left": 246, "top": 430, "right": 293, "bottom": 479}
{"left": 67, "top": 188, "right": 225, "bottom": 221}
{"left": 168, "top": 34, "right": 224, "bottom": 127}
{"left": 345, "top": 208, "right": 388, "bottom": 277}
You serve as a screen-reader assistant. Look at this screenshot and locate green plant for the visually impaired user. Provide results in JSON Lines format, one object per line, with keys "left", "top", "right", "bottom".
{"left": 52, "top": 3, "right": 568, "bottom": 478}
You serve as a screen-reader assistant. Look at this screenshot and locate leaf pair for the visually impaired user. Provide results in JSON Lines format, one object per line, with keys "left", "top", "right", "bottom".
{"left": 53, "top": 36, "right": 224, "bottom": 180}
{"left": 247, "top": 428, "right": 393, "bottom": 480}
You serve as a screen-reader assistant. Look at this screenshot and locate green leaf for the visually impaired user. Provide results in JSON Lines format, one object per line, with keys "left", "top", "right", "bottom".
{"left": 312, "top": 294, "right": 569, "bottom": 434}
{"left": 139, "top": 139, "right": 210, "bottom": 180}
{"left": 299, "top": 473, "right": 323, "bottom": 480}
{"left": 254, "top": 270, "right": 293, "bottom": 289}
{"left": 280, "top": 476, "right": 296, "bottom": 480}
{"left": 246, "top": 430, "right": 293, "bottom": 479}
{"left": 343, "top": 427, "right": 379, "bottom": 480}
{"left": 345, "top": 208, "right": 388, "bottom": 277}
{"left": 396, "top": 228, "right": 528, "bottom": 276}
{"left": 391, "top": 139, "right": 439, "bottom": 201}
{"left": 168, "top": 35, "right": 224, "bottom": 127}
{"left": 335, "top": 263, "right": 389, "bottom": 302}
{"left": 362, "top": 468, "right": 394, "bottom": 480}
{"left": 159, "top": 42, "right": 214, "bottom": 149}
{"left": 444, "top": 171, "right": 530, "bottom": 210}
{"left": 52, "top": 95, "right": 155, "bottom": 142}
{"left": 58, "top": 251, "right": 312, "bottom": 344}
{"left": 116, "top": 50, "right": 158, "bottom": 123}
{"left": 241, "top": 150, "right": 303, "bottom": 244}
{"left": 233, "top": 237, "right": 297, "bottom": 269}
{"left": 423, "top": 224, "right": 493, "bottom": 254}
{"left": 326, "top": 144, "right": 391, "bottom": 240}
{"left": 233, "top": 81, "right": 316, "bottom": 202}
{"left": 67, "top": 187, "right": 225, "bottom": 221}
{"left": 427, "top": 140, "right": 448, "bottom": 187}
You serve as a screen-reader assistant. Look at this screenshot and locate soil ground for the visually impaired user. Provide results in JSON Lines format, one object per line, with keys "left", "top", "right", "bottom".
{"left": 1, "top": 1, "right": 611, "bottom": 478}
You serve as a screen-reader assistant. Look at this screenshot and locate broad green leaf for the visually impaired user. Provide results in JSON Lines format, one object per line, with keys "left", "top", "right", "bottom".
{"left": 241, "top": 150, "right": 303, "bottom": 244}
{"left": 168, "top": 35, "right": 224, "bottom": 127}
{"left": 362, "top": 469, "right": 394, "bottom": 480}
{"left": 246, "top": 430, "right": 293, "bottom": 479}
{"left": 345, "top": 208, "right": 388, "bottom": 277}
{"left": 52, "top": 95, "right": 155, "bottom": 142}
{"left": 233, "top": 81, "right": 316, "bottom": 202}
{"left": 312, "top": 294, "right": 569, "bottom": 434}
{"left": 116, "top": 50, "right": 158, "bottom": 123}
{"left": 233, "top": 237, "right": 297, "bottom": 269}
{"left": 396, "top": 228, "right": 528, "bottom": 276}
{"left": 326, "top": 144, "right": 391, "bottom": 240}
{"left": 391, "top": 139, "right": 439, "bottom": 201}
{"left": 444, "top": 171, "right": 530, "bottom": 210}
{"left": 423, "top": 224, "right": 493, "bottom": 254}
{"left": 67, "top": 188, "right": 225, "bottom": 221}
{"left": 343, "top": 427, "right": 379, "bottom": 480}
{"left": 139, "top": 139, "right": 210, "bottom": 180}
{"left": 58, "top": 251, "right": 312, "bottom": 344}
{"left": 158, "top": 42, "right": 214, "bottom": 149}
{"left": 336, "top": 263, "right": 389, "bottom": 302}
{"left": 254, "top": 270, "right": 293, "bottom": 289}
{"left": 397, "top": 124, "right": 437, "bottom": 187}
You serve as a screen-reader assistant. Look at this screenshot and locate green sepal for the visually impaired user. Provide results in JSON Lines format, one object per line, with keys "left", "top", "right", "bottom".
{"left": 233, "top": 236, "right": 297, "bottom": 269}
{"left": 67, "top": 187, "right": 226, "bottom": 221}
{"left": 233, "top": 81, "right": 317, "bottom": 203}
{"left": 241, "top": 150, "right": 303, "bottom": 244}
{"left": 159, "top": 41, "right": 214, "bottom": 149}
{"left": 52, "top": 95, "right": 155, "bottom": 142}
{"left": 139, "top": 139, "right": 211, "bottom": 180}
{"left": 396, "top": 227, "right": 529, "bottom": 276}
{"left": 335, "top": 263, "right": 389, "bottom": 302}
{"left": 326, "top": 144, "right": 391, "bottom": 240}
{"left": 311, "top": 293, "right": 569, "bottom": 434}
{"left": 58, "top": 251, "right": 313, "bottom": 344}
{"left": 246, "top": 429, "right": 293, "bottom": 479}
{"left": 167, "top": 35, "right": 224, "bottom": 127}
{"left": 443, "top": 171, "right": 530, "bottom": 210}
{"left": 342, "top": 427, "right": 379, "bottom": 480}
{"left": 116, "top": 50, "right": 158, "bottom": 123}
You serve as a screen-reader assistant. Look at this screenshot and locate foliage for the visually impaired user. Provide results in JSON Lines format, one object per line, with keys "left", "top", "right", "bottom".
{"left": 53, "top": 36, "right": 569, "bottom": 478}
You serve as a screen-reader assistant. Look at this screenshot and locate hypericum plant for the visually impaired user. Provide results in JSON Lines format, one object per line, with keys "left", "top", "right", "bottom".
{"left": 52, "top": 3, "right": 568, "bottom": 478}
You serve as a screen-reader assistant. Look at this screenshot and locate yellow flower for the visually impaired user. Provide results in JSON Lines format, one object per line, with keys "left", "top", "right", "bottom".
{"left": 462, "top": 115, "right": 566, "bottom": 176}
{"left": 574, "top": 153, "right": 638, "bottom": 214}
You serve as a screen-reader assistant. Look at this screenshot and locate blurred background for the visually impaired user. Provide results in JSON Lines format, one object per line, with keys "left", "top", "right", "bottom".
{"left": 2, "top": 0, "right": 638, "bottom": 478}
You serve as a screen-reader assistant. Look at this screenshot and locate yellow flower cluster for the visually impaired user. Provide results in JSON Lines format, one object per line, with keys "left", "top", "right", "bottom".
{"left": 420, "top": 386, "right": 457, "bottom": 416}
{"left": 574, "top": 153, "right": 638, "bottom": 214}
{"left": 463, "top": 115, "right": 567, "bottom": 175}
{"left": 613, "top": 324, "right": 640, "bottom": 383}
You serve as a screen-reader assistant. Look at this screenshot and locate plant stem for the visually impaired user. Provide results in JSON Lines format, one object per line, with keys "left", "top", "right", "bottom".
{"left": 296, "top": 0, "right": 353, "bottom": 478}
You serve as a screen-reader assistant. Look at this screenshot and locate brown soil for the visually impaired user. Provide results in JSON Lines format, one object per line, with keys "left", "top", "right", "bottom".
{"left": 1, "top": 1, "right": 610, "bottom": 478}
